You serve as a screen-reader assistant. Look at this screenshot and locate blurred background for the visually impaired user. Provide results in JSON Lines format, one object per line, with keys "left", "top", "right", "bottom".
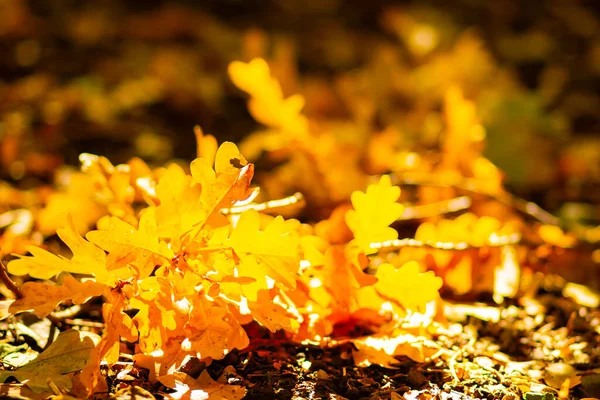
{"left": 1, "top": 0, "right": 599, "bottom": 212}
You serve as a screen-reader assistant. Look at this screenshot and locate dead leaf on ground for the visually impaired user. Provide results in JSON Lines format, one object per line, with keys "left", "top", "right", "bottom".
{"left": 0, "top": 330, "right": 100, "bottom": 393}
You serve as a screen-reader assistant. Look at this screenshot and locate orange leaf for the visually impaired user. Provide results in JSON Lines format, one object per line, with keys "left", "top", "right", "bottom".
{"left": 159, "top": 370, "right": 246, "bottom": 400}
{"left": 86, "top": 208, "right": 172, "bottom": 277}
{"left": 9, "top": 273, "right": 106, "bottom": 318}
{"left": 8, "top": 215, "right": 108, "bottom": 280}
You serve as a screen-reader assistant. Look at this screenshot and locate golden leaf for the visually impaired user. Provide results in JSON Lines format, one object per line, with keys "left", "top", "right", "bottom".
{"left": 194, "top": 125, "right": 218, "bottom": 167}
{"left": 8, "top": 215, "right": 108, "bottom": 280}
{"left": 350, "top": 333, "right": 441, "bottom": 367}
{"left": 86, "top": 207, "right": 173, "bottom": 276}
{"left": 228, "top": 58, "right": 308, "bottom": 135}
{"left": 159, "top": 370, "right": 246, "bottom": 400}
{"left": 345, "top": 175, "right": 403, "bottom": 254}
{"left": 374, "top": 262, "right": 442, "bottom": 313}
{"left": 226, "top": 209, "right": 299, "bottom": 290}
{"left": 9, "top": 273, "right": 106, "bottom": 318}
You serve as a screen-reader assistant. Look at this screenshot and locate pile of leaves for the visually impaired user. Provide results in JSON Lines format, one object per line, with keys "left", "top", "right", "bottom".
{"left": 0, "top": 57, "right": 598, "bottom": 400}
{"left": 0, "top": 2, "right": 600, "bottom": 399}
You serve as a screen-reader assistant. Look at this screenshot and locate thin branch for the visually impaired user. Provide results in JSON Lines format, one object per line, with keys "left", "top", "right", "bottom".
{"left": 0, "top": 261, "right": 22, "bottom": 299}
{"left": 221, "top": 192, "right": 305, "bottom": 216}
{"left": 398, "top": 196, "right": 472, "bottom": 220}
{"left": 390, "top": 172, "right": 560, "bottom": 225}
{"left": 50, "top": 304, "right": 81, "bottom": 320}
{"left": 369, "top": 234, "right": 522, "bottom": 253}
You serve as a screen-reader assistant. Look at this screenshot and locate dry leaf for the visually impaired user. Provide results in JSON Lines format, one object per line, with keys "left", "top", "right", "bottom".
{"left": 159, "top": 370, "right": 246, "bottom": 400}
{"left": 0, "top": 330, "right": 100, "bottom": 393}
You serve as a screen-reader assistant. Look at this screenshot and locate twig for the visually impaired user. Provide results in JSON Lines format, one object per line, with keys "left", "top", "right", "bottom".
{"left": 369, "top": 234, "right": 522, "bottom": 253}
{"left": 0, "top": 261, "right": 22, "bottom": 299}
{"left": 221, "top": 192, "right": 305, "bottom": 216}
{"left": 398, "top": 196, "right": 472, "bottom": 220}
{"left": 50, "top": 304, "right": 81, "bottom": 320}
{"left": 64, "top": 318, "right": 104, "bottom": 328}
{"left": 390, "top": 172, "right": 560, "bottom": 225}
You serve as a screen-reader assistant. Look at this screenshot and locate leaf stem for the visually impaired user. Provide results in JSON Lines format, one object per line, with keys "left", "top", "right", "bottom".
{"left": 369, "top": 234, "right": 522, "bottom": 253}
{"left": 0, "top": 261, "right": 22, "bottom": 299}
{"left": 398, "top": 196, "right": 472, "bottom": 220}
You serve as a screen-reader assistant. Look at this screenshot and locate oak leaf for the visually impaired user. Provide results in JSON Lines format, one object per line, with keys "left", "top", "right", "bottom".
{"left": 374, "top": 262, "right": 442, "bottom": 313}
{"left": 225, "top": 209, "right": 299, "bottom": 290}
{"left": 345, "top": 175, "right": 403, "bottom": 254}
{"left": 86, "top": 207, "right": 173, "bottom": 277}
{"left": 0, "top": 330, "right": 100, "bottom": 393}
{"left": 8, "top": 216, "right": 108, "bottom": 280}
{"left": 228, "top": 58, "right": 308, "bottom": 135}
{"left": 159, "top": 370, "right": 246, "bottom": 400}
{"left": 248, "top": 291, "right": 300, "bottom": 333}
{"left": 81, "top": 291, "right": 135, "bottom": 394}
{"left": 350, "top": 333, "right": 441, "bottom": 367}
{"left": 8, "top": 273, "right": 106, "bottom": 319}
{"left": 185, "top": 298, "right": 250, "bottom": 360}
{"left": 37, "top": 173, "right": 105, "bottom": 236}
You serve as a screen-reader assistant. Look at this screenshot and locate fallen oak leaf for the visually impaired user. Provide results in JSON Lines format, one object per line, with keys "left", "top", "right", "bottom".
{"left": 345, "top": 175, "right": 404, "bottom": 255}
{"left": 86, "top": 207, "right": 173, "bottom": 277}
{"left": 247, "top": 293, "right": 300, "bottom": 333}
{"left": 225, "top": 209, "right": 299, "bottom": 291}
{"left": 7, "top": 273, "right": 106, "bottom": 319}
{"left": 8, "top": 215, "right": 108, "bottom": 280}
{"left": 337, "top": 333, "right": 442, "bottom": 368}
{"left": 159, "top": 370, "right": 246, "bottom": 400}
{"left": 189, "top": 142, "right": 255, "bottom": 230}
{"left": 80, "top": 291, "right": 136, "bottom": 394}
{"left": 0, "top": 330, "right": 100, "bottom": 394}
{"left": 159, "top": 142, "right": 254, "bottom": 250}
{"left": 373, "top": 261, "right": 443, "bottom": 313}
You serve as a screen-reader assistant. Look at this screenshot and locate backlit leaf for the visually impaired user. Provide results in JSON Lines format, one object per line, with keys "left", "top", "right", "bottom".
{"left": 345, "top": 175, "right": 403, "bottom": 254}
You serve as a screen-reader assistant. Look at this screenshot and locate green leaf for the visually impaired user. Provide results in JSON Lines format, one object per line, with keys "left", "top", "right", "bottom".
{"left": 523, "top": 392, "right": 555, "bottom": 400}
{"left": 0, "top": 330, "right": 100, "bottom": 393}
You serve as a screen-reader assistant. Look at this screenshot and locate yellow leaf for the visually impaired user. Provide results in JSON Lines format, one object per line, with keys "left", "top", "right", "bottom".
{"left": 171, "top": 142, "right": 254, "bottom": 247}
{"left": 374, "top": 262, "right": 442, "bottom": 313}
{"left": 228, "top": 58, "right": 308, "bottom": 135}
{"left": 9, "top": 273, "right": 106, "bottom": 318}
{"left": 194, "top": 125, "right": 218, "bottom": 167}
{"left": 248, "top": 292, "right": 299, "bottom": 333}
{"left": 81, "top": 291, "right": 133, "bottom": 394}
{"left": 154, "top": 163, "right": 205, "bottom": 247}
{"left": 8, "top": 216, "right": 108, "bottom": 280}
{"left": 228, "top": 58, "right": 276, "bottom": 99}
{"left": 186, "top": 299, "right": 249, "bottom": 360}
{"left": 350, "top": 333, "right": 440, "bottom": 367}
{"left": 37, "top": 173, "right": 105, "bottom": 236}
{"left": 159, "top": 370, "right": 246, "bottom": 400}
{"left": 86, "top": 208, "right": 173, "bottom": 276}
{"left": 345, "top": 175, "right": 403, "bottom": 254}
{"left": 226, "top": 209, "right": 299, "bottom": 290}
{"left": 0, "top": 330, "right": 100, "bottom": 393}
